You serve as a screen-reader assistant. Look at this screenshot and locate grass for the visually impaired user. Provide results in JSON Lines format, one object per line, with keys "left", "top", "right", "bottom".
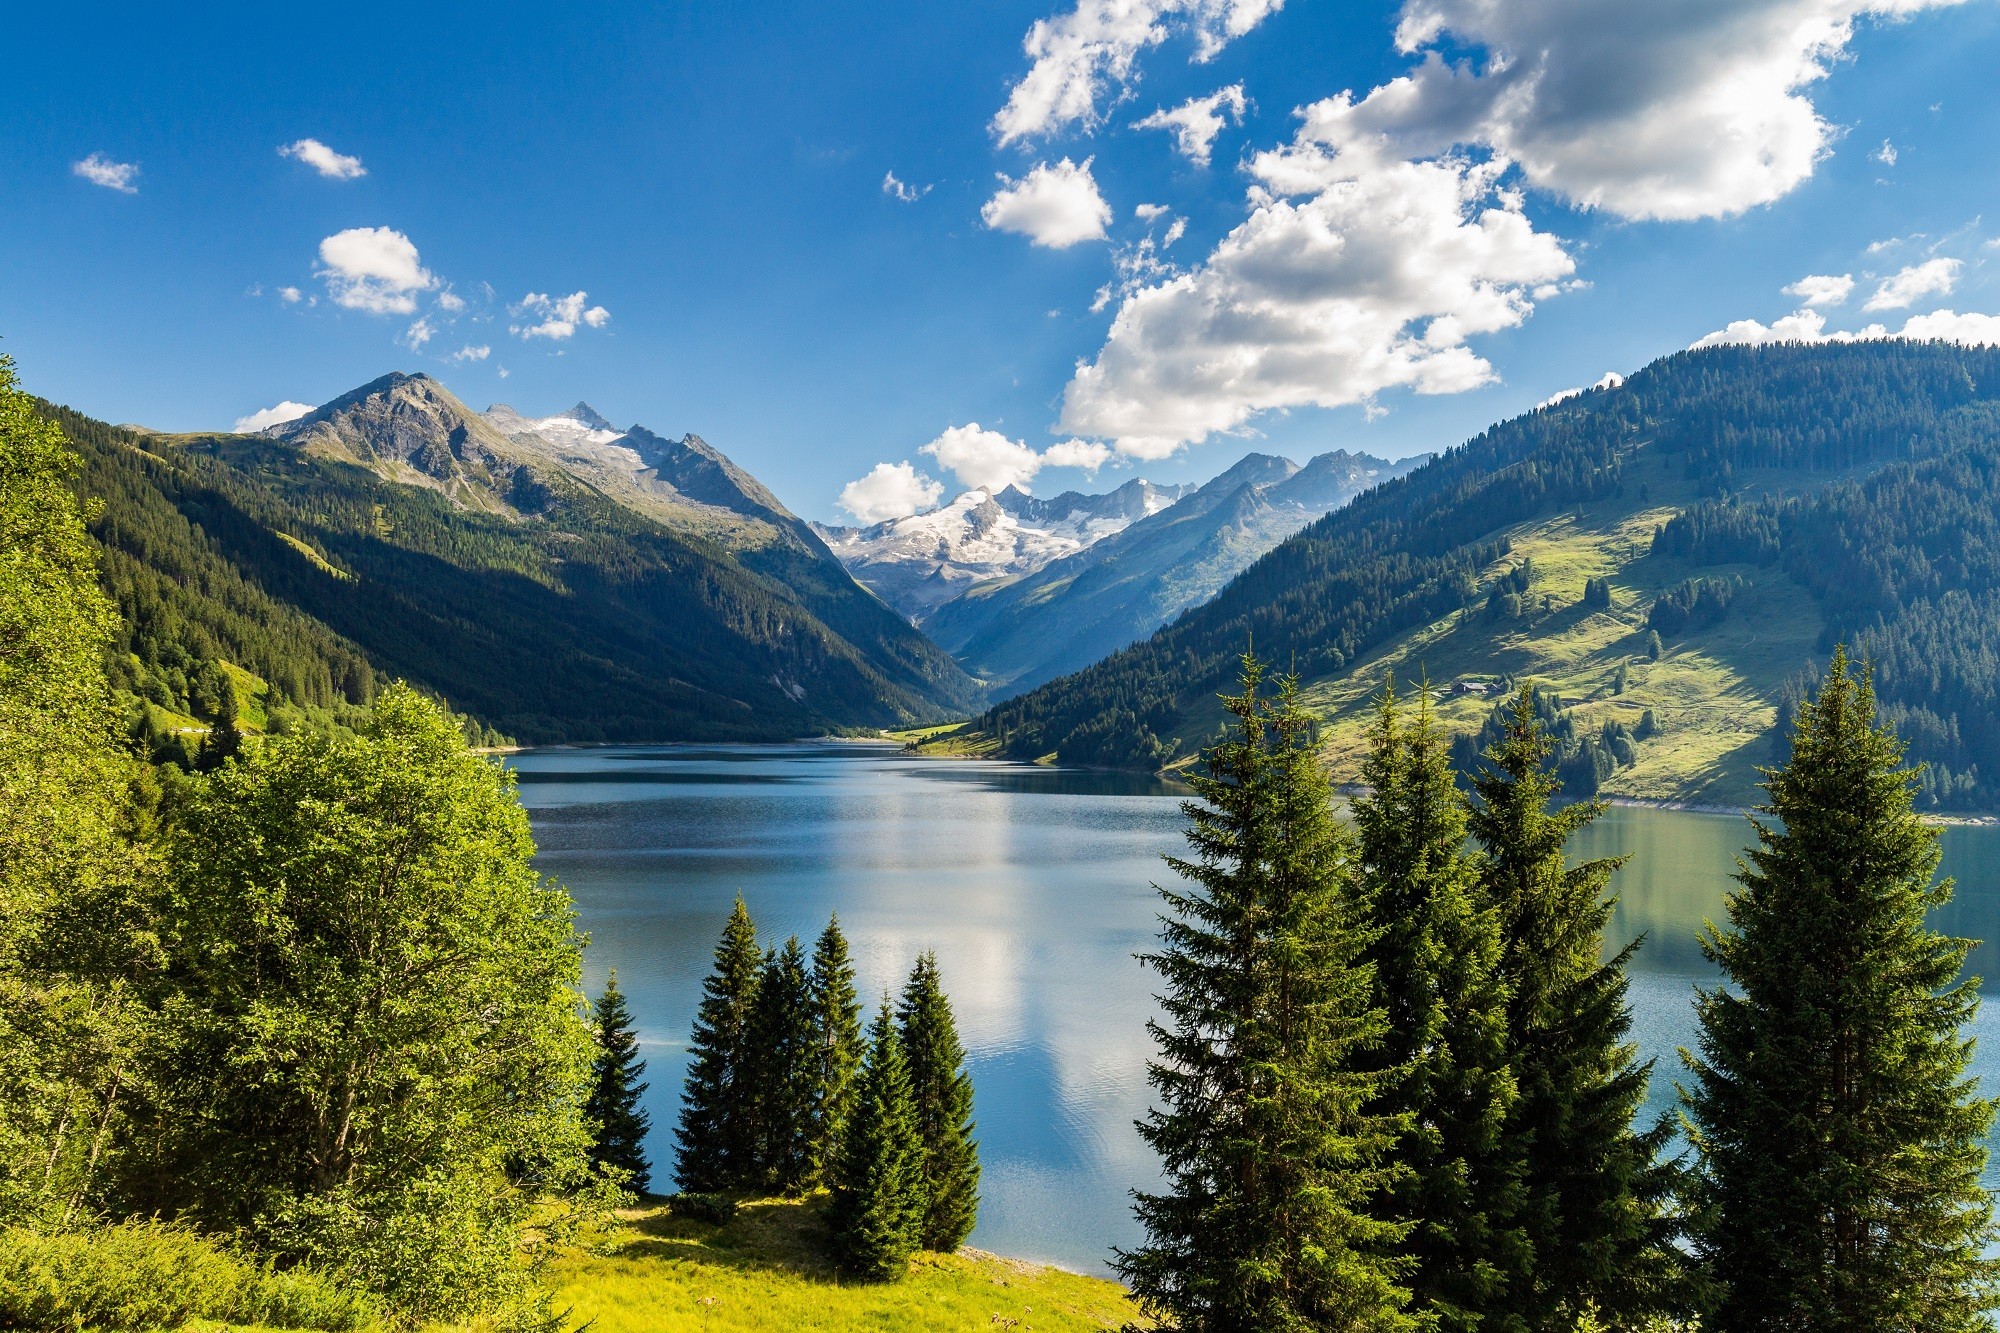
{"left": 901, "top": 723, "right": 1007, "bottom": 758}
{"left": 547, "top": 1196, "right": 1146, "bottom": 1333}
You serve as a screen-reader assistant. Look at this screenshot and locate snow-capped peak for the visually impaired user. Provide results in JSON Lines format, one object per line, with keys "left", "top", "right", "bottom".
{"left": 484, "top": 402, "right": 625, "bottom": 447}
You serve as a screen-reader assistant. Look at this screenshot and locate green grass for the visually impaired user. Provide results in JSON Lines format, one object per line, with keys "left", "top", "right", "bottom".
{"left": 548, "top": 1197, "right": 1146, "bottom": 1333}
{"left": 902, "top": 723, "right": 1006, "bottom": 758}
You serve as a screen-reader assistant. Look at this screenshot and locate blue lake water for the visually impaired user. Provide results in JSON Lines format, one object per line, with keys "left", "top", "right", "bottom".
{"left": 512, "top": 742, "right": 2000, "bottom": 1276}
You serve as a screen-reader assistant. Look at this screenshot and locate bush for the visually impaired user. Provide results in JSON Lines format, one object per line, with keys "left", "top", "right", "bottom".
{"left": 669, "top": 1191, "right": 738, "bottom": 1225}
{"left": 0, "top": 1222, "right": 376, "bottom": 1331}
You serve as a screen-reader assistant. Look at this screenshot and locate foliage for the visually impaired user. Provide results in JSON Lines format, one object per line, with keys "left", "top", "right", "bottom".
{"left": 1680, "top": 650, "right": 1998, "bottom": 1330}
{"left": 806, "top": 916, "right": 863, "bottom": 1186}
{"left": 1469, "top": 691, "right": 1673, "bottom": 1329}
{"left": 676, "top": 899, "right": 763, "bottom": 1193}
{"left": 1119, "top": 655, "right": 1414, "bottom": 1332}
{"left": 0, "top": 1220, "right": 377, "bottom": 1332}
{"left": 1645, "top": 578, "right": 1737, "bottom": 638}
{"left": 898, "top": 951, "right": 980, "bottom": 1253}
{"left": 586, "top": 971, "right": 653, "bottom": 1195}
{"left": 828, "top": 1001, "right": 925, "bottom": 1281}
{"left": 1450, "top": 686, "right": 1640, "bottom": 799}
{"left": 1354, "top": 682, "right": 1522, "bottom": 1331}
{"left": 746, "top": 937, "right": 818, "bottom": 1194}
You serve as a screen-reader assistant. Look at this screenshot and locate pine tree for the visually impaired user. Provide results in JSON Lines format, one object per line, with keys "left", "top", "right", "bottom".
{"left": 676, "top": 897, "right": 762, "bottom": 1192}
{"left": 1353, "top": 681, "right": 1523, "bottom": 1332}
{"left": 746, "top": 935, "right": 818, "bottom": 1193}
{"left": 830, "top": 999, "right": 924, "bottom": 1281}
{"left": 585, "top": 970, "right": 653, "bottom": 1194}
{"left": 1117, "top": 655, "right": 1415, "bottom": 1332}
{"left": 1682, "top": 649, "right": 1998, "bottom": 1331}
{"left": 1470, "top": 689, "right": 1669, "bottom": 1330}
{"left": 899, "top": 951, "right": 980, "bottom": 1252}
{"left": 807, "top": 915, "right": 864, "bottom": 1185}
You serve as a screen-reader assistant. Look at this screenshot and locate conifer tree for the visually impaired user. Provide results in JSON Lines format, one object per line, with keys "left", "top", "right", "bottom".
{"left": 676, "top": 897, "right": 762, "bottom": 1192}
{"left": 830, "top": 999, "right": 924, "bottom": 1281}
{"left": 1470, "top": 690, "right": 1669, "bottom": 1330}
{"left": 1682, "top": 649, "right": 1998, "bottom": 1331}
{"left": 1353, "top": 681, "right": 1523, "bottom": 1331}
{"left": 899, "top": 951, "right": 980, "bottom": 1252}
{"left": 1118, "top": 655, "right": 1415, "bottom": 1332}
{"left": 585, "top": 970, "right": 653, "bottom": 1194}
{"left": 746, "top": 935, "right": 818, "bottom": 1193}
{"left": 807, "top": 915, "right": 864, "bottom": 1184}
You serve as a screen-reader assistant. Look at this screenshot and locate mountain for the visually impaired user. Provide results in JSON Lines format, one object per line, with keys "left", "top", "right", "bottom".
{"left": 812, "top": 478, "right": 1191, "bottom": 622}
{"left": 50, "top": 371, "right": 981, "bottom": 747}
{"left": 951, "top": 341, "right": 2000, "bottom": 812}
{"left": 924, "top": 448, "right": 1423, "bottom": 693}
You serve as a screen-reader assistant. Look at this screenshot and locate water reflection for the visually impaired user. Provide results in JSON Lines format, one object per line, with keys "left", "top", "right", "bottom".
{"left": 513, "top": 743, "right": 2000, "bottom": 1275}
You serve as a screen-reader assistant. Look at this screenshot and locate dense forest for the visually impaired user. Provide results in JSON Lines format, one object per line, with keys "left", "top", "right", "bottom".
{"left": 975, "top": 342, "right": 2000, "bottom": 807}
{"left": 37, "top": 392, "right": 978, "bottom": 748}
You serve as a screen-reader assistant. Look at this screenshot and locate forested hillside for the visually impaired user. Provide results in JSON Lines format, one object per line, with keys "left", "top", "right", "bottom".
{"left": 966, "top": 342, "right": 2000, "bottom": 810}
{"left": 43, "top": 380, "right": 981, "bottom": 747}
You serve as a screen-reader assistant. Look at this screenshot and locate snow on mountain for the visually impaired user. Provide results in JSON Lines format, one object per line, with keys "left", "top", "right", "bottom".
{"left": 813, "top": 478, "right": 1190, "bottom": 623}
{"left": 484, "top": 402, "right": 627, "bottom": 449}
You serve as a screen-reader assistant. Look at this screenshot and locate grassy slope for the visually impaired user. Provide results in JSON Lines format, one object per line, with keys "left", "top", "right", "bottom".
{"left": 549, "top": 1198, "right": 1144, "bottom": 1333}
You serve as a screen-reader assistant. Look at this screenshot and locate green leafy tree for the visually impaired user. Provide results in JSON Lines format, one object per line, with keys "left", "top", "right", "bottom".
{"left": 1118, "top": 655, "right": 1415, "bottom": 1333}
{"left": 585, "top": 970, "right": 652, "bottom": 1195}
{"left": 899, "top": 951, "right": 980, "bottom": 1252}
{"left": 747, "top": 935, "right": 818, "bottom": 1193}
{"left": 135, "top": 684, "right": 595, "bottom": 1321}
{"left": 1470, "top": 690, "right": 1670, "bottom": 1330}
{"left": 829, "top": 999, "right": 924, "bottom": 1281}
{"left": 0, "top": 357, "right": 152, "bottom": 1229}
{"left": 1681, "top": 649, "right": 1998, "bottom": 1331}
{"left": 1353, "top": 681, "right": 1523, "bottom": 1332}
{"left": 808, "top": 915, "right": 864, "bottom": 1184}
{"left": 676, "top": 898, "right": 762, "bottom": 1192}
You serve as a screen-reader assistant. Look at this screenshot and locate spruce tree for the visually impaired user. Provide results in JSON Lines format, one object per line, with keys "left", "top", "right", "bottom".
{"left": 1118, "top": 655, "right": 1415, "bottom": 1332}
{"left": 585, "top": 970, "right": 653, "bottom": 1194}
{"left": 808, "top": 915, "right": 864, "bottom": 1184}
{"left": 830, "top": 999, "right": 924, "bottom": 1281}
{"left": 1681, "top": 649, "right": 1998, "bottom": 1331}
{"left": 746, "top": 935, "right": 818, "bottom": 1193}
{"left": 675, "top": 897, "right": 762, "bottom": 1192}
{"left": 1470, "top": 690, "right": 1668, "bottom": 1330}
{"left": 899, "top": 951, "right": 980, "bottom": 1252}
{"left": 1353, "top": 681, "right": 1523, "bottom": 1332}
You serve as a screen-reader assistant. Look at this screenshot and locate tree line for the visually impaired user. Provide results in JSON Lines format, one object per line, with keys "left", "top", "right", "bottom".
{"left": 1125, "top": 649, "right": 1995, "bottom": 1332}
{"left": 672, "top": 902, "right": 981, "bottom": 1279}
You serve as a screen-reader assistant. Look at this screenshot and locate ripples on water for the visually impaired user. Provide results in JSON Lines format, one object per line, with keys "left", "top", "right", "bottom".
{"left": 512, "top": 743, "right": 2000, "bottom": 1276}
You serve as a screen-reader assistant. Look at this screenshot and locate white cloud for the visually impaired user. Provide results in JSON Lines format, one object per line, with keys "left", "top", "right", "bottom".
{"left": 279, "top": 138, "right": 366, "bottom": 180}
{"left": 992, "top": 0, "right": 1283, "bottom": 144}
{"left": 1691, "top": 309, "right": 1860, "bottom": 348}
{"left": 1896, "top": 308, "right": 2000, "bottom": 345}
{"left": 73, "top": 153, "right": 138, "bottom": 193}
{"left": 1688, "top": 305, "right": 2000, "bottom": 348}
{"left": 1873, "top": 139, "right": 1899, "bottom": 166}
{"left": 837, "top": 461, "right": 945, "bottom": 523}
{"left": 316, "top": 227, "right": 436, "bottom": 315}
{"left": 1133, "top": 85, "right": 1247, "bottom": 166}
{"left": 1283, "top": 0, "right": 1970, "bottom": 222}
{"left": 437, "top": 289, "right": 466, "bottom": 312}
{"left": 1784, "top": 273, "right": 1855, "bottom": 307}
{"left": 1135, "top": 203, "right": 1170, "bottom": 222}
{"left": 1059, "top": 152, "right": 1574, "bottom": 458}
{"left": 1042, "top": 439, "right": 1116, "bottom": 472}
{"left": 882, "top": 171, "right": 931, "bottom": 202}
{"left": 450, "top": 344, "right": 491, "bottom": 363}
{"left": 278, "top": 285, "right": 303, "bottom": 303}
{"left": 401, "top": 317, "right": 435, "bottom": 351}
{"left": 233, "top": 401, "right": 315, "bottom": 433}
{"left": 982, "top": 158, "right": 1112, "bottom": 249}
{"left": 1595, "top": 371, "right": 1625, "bottom": 391}
{"left": 511, "top": 291, "right": 611, "bottom": 340}
{"left": 920, "top": 425, "right": 1047, "bottom": 492}
{"left": 1863, "top": 257, "right": 1961, "bottom": 310}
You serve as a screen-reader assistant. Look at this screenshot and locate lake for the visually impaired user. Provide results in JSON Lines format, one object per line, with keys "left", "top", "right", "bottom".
{"left": 512, "top": 742, "right": 2000, "bottom": 1276}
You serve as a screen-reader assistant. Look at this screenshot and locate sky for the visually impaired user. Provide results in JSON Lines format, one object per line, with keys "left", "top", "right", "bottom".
{"left": 7, "top": 0, "right": 2000, "bottom": 524}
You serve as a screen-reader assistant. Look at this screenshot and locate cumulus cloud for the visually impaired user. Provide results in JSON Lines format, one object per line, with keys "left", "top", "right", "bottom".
{"left": 278, "top": 285, "right": 303, "bottom": 303}
{"left": 316, "top": 227, "right": 436, "bottom": 315}
{"left": 1537, "top": 370, "right": 1626, "bottom": 408}
{"left": 73, "top": 153, "right": 139, "bottom": 193}
{"left": 982, "top": 158, "right": 1113, "bottom": 249}
{"left": 437, "top": 289, "right": 466, "bottom": 312}
{"left": 882, "top": 171, "right": 931, "bottom": 202}
{"left": 837, "top": 461, "right": 945, "bottom": 523}
{"left": 279, "top": 138, "right": 366, "bottom": 180}
{"left": 1060, "top": 152, "right": 1574, "bottom": 458}
{"left": 1691, "top": 305, "right": 2000, "bottom": 349}
{"left": 1134, "top": 85, "right": 1247, "bottom": 166}
{"left": 1784, "top": 273, "right": 1855, "bottom": 307}
{"left": 233, "top": 401, "right": 315, "bottom": 434}
{"left": 1899, "top": 308, "right": 2000, "bottom": 344}
{"left": 401, "top": 317, "right": 435, "bottom": 351}
{"left": 1281, "top": 0, "right": 1970, "bottom": 222}
{"left": 511, "top": 291, "right": 611, "bottom": 340}
{"left": 1134, "top": 202, "right": 1171, "bottom": 222}
{"left": 1873, "top": 139, "right": 1899, "bottom": 166}
{"left": 993, "top": 0, "right": 1283, "bottom": 144}
{"left": 1863, "top": 257, "right": 1961, "bottom": 310}
{"left": 450, "top": 344, "right": 491, "bottom": 363}
{"left": 920, "top": 425, "right": 1048, "bottom": 492}
{"left": 1042, "top": 438, "right": 1116, "bottom": 472}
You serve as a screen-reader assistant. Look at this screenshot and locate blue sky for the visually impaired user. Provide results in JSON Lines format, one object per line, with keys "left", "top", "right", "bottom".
{"left": 8, "top": 0, "right": 1999, "bottom": 522}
